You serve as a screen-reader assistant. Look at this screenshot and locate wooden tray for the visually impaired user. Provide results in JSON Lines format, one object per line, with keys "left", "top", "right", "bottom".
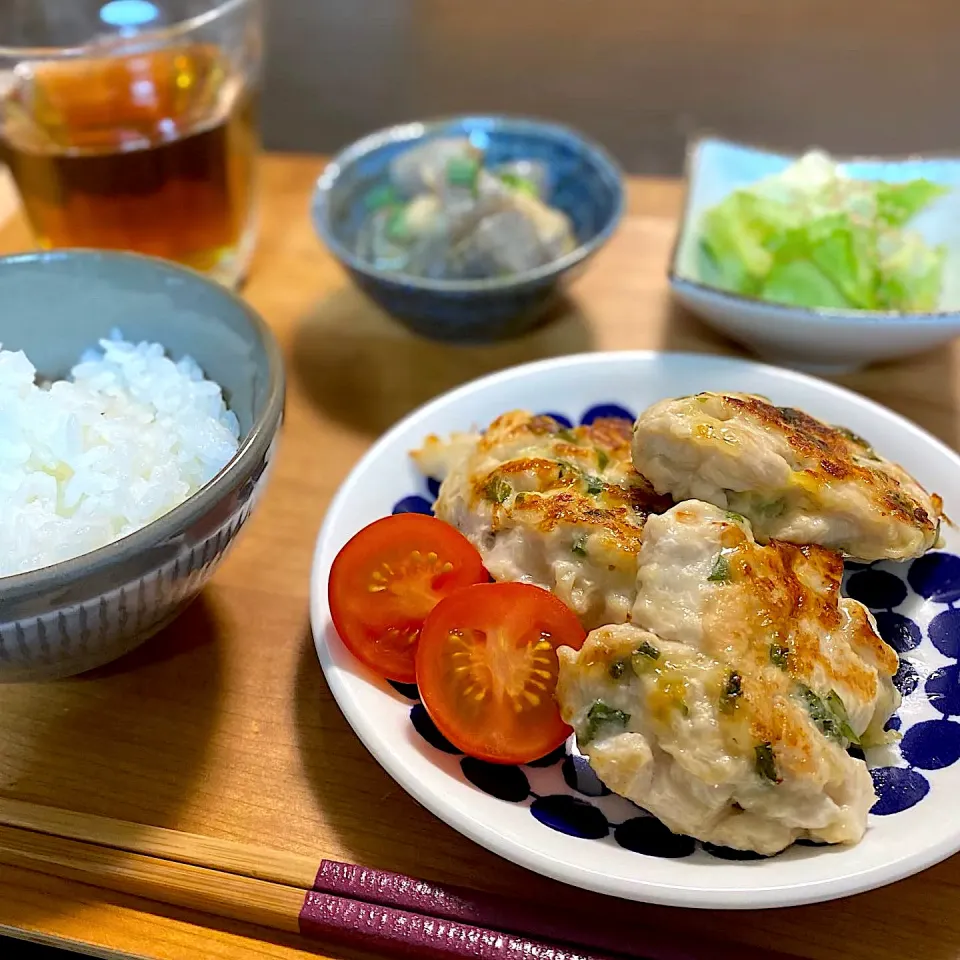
{"left": 1, "top": 155, "right": 959, "bottom": 960}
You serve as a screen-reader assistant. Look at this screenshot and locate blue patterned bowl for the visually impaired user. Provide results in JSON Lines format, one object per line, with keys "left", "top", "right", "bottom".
{"left": 310, "top": 116, "right": 624, "bottom": 342}
{"left": 312, "top": 351, "right": 960, "bottom": 908}
{"left": 0, "top": 251, "right": 285, "bottom": 681}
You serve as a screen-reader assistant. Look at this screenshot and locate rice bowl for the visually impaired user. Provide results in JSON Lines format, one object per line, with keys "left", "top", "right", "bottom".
{"left": 0, "top": 249, "right": 284, "bottom": 681}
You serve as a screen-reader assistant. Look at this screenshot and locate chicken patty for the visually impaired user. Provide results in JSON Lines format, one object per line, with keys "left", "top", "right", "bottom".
{"left": 631, "top": 392, "right": 942, "bottom": 561}
{"left": 556, "top": 500, "right": 900, "bottom": 854}
{"left": 413, "top": 410, "right": 672, "bottom": 629}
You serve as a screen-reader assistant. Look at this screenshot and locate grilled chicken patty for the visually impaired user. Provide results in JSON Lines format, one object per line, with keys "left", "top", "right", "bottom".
{"left": 631, "top": 392, "right": 942, "bottom": 561}
{"left": 413, "top": 410, "right": 672, "bottom": 629}
{"left": 556, "top": 499, "right": 900, "bottom": 854}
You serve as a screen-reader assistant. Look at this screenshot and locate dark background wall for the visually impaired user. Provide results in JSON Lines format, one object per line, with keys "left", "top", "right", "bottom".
{"left": 261, "top": 0, "right": 960, "bottom": 174}
{"left": 2, "top": 3, "right": 958, "bottom": 956}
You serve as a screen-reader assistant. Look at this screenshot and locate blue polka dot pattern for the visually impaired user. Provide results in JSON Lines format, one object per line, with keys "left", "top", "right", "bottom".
{"left": 893, "top": 657, "right": 920, "bottom": 697}
{"left": 900, "top": 720, "right": 960, "bottom": 770}
{"left": 874, "top": 612, "right": 922, "bottom": 653}
{"left": 846, "top": 569, "right": 907, "bottom": 609}
{"left": 925, "top": 665, "right": 960, "bottom": 717}
{"left": 614, "top": 818, "right": 696, "bottom": 858}
{"left": 461, "top": 758, "right": 531, "bottom": 802}
{"left": 411, "top": 704, "right": 461, "bottom": 754}
{"left": 701, "top": 843, "right": 769, "bottom": 861}
{"left": 580, "top": 403, "right": 635, "bottom": 425}
{"left": 871, "top": 767, "right": 930, "bottom": 814}
{"left": 392, "top": 495, "right": 434, "bottom": 516}
{"left": 849, "top": 552, "right": 960, "bottom": 819}
{"left": 530, "top": 795, "right": 610, "bottom": 839}
{"left": 908, "top": 552, "right": 960, "bottom": 603}
{"left": 928, "top": 609, "right": 960, "bottom": 659}
{"left": 387, "top": 404, "right": 960, "bottom": 855}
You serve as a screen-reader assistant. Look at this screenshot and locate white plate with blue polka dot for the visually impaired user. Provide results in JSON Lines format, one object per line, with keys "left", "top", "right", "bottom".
{"left": 310, "top": 351, "right": 960, "bottom": 909}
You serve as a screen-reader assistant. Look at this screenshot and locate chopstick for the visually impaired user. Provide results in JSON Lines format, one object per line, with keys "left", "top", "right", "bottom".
{"left": 0, "top": 797, "right": 319, "bottom": 888}
{"left": 0, "top": 823, "right": 303, "bottom": 933}
{"left": 0, "top": 824, "right": 615, "bottom": 960}
{"left": 0, "top": 798, "right": 800, "bottom": 960}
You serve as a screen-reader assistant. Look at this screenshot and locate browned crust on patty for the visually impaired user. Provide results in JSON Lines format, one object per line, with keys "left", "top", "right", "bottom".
{"left": 718, "top": 393, "right": 938, "bottom": 535}
{"left": 711, "top": 532, "right": 897, "bottom": 689}
{"left": 699, "top": 530, "right": 897, "bottom": 774}
{"left": 467, "top": 412, "right": 672, "bottom": 553}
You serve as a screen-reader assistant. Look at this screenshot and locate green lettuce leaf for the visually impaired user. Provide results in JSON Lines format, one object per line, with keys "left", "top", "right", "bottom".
{"left": 698, "top": 193, "right": 772, "bottom": 294}
{"left": 760, "top": 260, "right": 849, "bottom": 309}
{"left": 876, "top": 234, "right": 946, "bottom": 311}
{"left": 696, "top": 159, "right": 948, "bottom": 311}
{"left": 875, "top": 179, "right": 948, "bottom": 228}
{"left": 767, "top": 213, "right": 878, "bottom": 308}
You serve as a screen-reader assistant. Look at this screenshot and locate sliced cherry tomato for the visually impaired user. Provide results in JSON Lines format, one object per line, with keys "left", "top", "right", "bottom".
{"left": 416, "top": 582, "right": 587, "bottom": 764}
{"left": 328, "top": 514, "right": 487, "bottom": 682}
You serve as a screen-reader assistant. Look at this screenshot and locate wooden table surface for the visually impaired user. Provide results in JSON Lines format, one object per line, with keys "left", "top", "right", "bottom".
{"left": 1, "top": 154, "right": 960, "bottom": 960}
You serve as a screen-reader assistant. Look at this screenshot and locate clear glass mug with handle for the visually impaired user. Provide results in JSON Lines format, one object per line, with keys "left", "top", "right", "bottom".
{"left": 0, "top": 0, "right": 261, "bottom": 286}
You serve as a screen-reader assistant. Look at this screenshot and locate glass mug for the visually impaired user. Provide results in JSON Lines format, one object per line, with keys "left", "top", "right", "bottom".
{"left": 0, "top": 0, "right": 261, "bottom": 286}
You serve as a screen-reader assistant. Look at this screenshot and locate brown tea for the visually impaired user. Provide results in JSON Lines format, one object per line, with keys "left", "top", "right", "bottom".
{"left": 0, "top": 44, "right": 257, "bottom": 278}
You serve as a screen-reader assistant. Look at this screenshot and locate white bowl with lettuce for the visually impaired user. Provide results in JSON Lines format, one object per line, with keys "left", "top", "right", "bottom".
{"left": 670, "top": 138, "right": 960, "bottom": 373}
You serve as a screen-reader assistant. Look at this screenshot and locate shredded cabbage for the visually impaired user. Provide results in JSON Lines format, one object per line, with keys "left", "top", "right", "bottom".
{"left": 697, "top": 151, "right": 948, "bottom": 311}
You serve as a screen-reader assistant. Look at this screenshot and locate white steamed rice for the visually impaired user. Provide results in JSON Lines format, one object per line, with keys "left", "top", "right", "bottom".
{"left": 0, "top": 331, "right": 240, "bottom": 577}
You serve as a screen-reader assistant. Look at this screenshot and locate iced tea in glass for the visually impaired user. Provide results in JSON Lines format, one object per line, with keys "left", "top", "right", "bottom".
{"left": 0, "top": 0, "right": 261, "bottom": 286}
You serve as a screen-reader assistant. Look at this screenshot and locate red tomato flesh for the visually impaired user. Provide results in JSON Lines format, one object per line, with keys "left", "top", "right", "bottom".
{"left": 328, "top": 514, "right": 487, "bottom": 682}
{"left": 416, "top": 582, "right": 587, "bottom": 764}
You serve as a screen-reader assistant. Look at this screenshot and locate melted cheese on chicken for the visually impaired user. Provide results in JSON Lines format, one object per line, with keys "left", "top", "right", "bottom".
{"left": 556, "top": 500, "right": 900, "bottom": 854}
{"left": 413, "top": 411, "right": 671, "bottom": 628}
{"left": 631, "top": 392, "right": 942, "bottom": 561}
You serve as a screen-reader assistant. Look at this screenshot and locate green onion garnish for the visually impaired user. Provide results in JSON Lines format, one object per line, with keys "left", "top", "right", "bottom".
{"left": 484, "top": 477, "right": 511, "bottom": 504}
{"left": 708, "top": 553, "right": 731, "bottom": 582}
{"left": 582, "top": 700, "right": 630, "bottom": 744}
{"left": 770, "top": 643, "right": 790, "bottom": 669}
{"left": 719, "top": 670, "right": 742, "bottom": 713}
{"left": 755, "top": 742, "right": 780, "bottom": 782}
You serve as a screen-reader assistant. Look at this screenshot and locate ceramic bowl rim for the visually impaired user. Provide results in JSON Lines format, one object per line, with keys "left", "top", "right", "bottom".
{"left": 668, "top": 133, "right": 960, "bottom": 325}
{"left": 0, "top": 249, "right": 286, "bottom": 600}
{"left": 0, "top": 0, "right": 254, "bottom": 59}
{"left": 310, "top": 114, "right": 626, "bottom": 294}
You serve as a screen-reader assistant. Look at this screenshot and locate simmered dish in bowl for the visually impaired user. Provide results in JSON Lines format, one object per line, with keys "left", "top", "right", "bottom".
{"left": 311, "top": 116, "right": 624, "bottom": 342}
{"left": 356, "top": 136, "right": 577, "bottom": 282}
